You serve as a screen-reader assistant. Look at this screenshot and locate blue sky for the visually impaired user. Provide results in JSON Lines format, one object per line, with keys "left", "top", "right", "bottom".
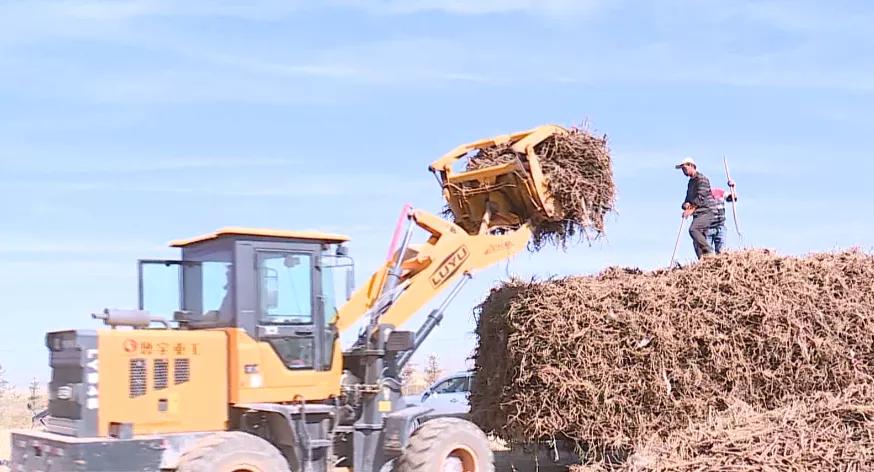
{"left": 1, "top": 0, "right": 872, "bottom": 386}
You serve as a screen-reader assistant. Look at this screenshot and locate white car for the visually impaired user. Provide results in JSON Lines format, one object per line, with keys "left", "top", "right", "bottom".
{"left": 405, "top": 371, "right": 473, "bottom": 421}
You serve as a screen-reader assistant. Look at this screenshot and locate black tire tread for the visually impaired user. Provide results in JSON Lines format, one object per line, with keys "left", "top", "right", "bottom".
{"left": 396, "top": 418, "right": 494, "bottom": 472}
{"left": 176, "top": 431, "right": 290, "bottom": 472}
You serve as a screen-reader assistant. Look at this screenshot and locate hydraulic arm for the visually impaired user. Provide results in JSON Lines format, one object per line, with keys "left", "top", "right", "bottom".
{"left": 334, "top": 209, "right": 530, "bottom": 335}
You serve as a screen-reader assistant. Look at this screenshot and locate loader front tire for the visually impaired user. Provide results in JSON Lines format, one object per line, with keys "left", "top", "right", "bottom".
{"left": 396, "top": 417, "right": 494, "bottom": 472}
{"left": 176, "top": 431, "right": 290, "bottom": 472}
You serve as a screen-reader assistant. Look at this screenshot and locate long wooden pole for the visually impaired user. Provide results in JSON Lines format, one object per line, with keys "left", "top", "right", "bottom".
{"left": 669, "top": 215, "right": 686, "bottom": 268}
{"left": 723, "top": 156, "right": 743, "bottom": 238}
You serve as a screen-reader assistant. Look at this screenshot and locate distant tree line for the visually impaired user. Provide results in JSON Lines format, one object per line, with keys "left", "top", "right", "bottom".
{"left": 400, "top": 353, "right": 444, "bottom": 395}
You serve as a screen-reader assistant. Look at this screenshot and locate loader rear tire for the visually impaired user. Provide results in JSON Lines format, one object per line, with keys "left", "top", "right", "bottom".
{"left": 176, "top": 431, "right": 290, "bottom": 472}
{"left": 395, "top": 417, "right": 494, "bottom": 472}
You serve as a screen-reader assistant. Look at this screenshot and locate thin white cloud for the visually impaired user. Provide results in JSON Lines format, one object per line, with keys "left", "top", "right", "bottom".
{"left": 0, "top": 239, "right": 165, "bottom": 256}
{"left": 53, "top": 0, "right": 165, "bottom": 21}
{"left": 6, "top": 173, "right": 434, "bottom": 198}
{"left": 2, "top": 0, "right": 600, "bottom": 26}
{"left": 197, "top": 52, "right": 379, "bottom": 82}
{"left": 612, "top": 145, "right": 823, "bottom": 179}
{"left": 195, "top": 40, "right": 503, "bottom": 88}
{"left": 0, "top": 37, "right": 504, "bottom": 104}
{"left": 169, "top": 37, "right": 503, "bottom": 86}
{"left": 18, "top": 0, "right": 865, "bottom": 30}
{"left": 719, "top": 0, "right": 874, "bottom": 36}
{"left": 344, "top": 0, "right": 602, "bottom": 16}
{"left": 7, "top": 0, "right": 307, "bottom": 23}
{"left": 0, "top": 261, "right": 137, "bottom": 288}
{"left": 547, "top": 37, "right": 874, "bottom": 93}
{"left": 203, "top": 52, "right": 497, "bottom": 84}
{"left": 97, "top": 37, "right": 874, "bottom": 102}
{"left": 0, "top": 157, "right": 294, "bottom": 174}
{"left": 5, "top": 0, "right": 870, "bottom": 105}
{"left": 78, "top": 67, "right": 327, "bottom": 104}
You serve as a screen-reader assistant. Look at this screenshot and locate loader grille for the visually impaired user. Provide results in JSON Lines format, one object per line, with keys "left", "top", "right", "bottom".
{"left": 130, "top": 359, "right": 147, "bottom": 398}
{"left": 154, "top": 359, "right": 168, "bottom": 390}
{"left": 174, "top": 358, "right": 190, "bottom": 385}
{"left": 44, "top": 330, "right": 99, "bottom": 437}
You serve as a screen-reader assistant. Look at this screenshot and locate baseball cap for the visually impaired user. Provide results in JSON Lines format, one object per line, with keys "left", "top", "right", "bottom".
{"left": 674, "top": 157, "right": 696, "bottom": 169}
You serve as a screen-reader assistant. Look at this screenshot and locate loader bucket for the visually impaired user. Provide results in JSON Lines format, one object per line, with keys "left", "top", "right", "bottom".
{"left": 429, "top": 125, "right": 568, "bottom": 234}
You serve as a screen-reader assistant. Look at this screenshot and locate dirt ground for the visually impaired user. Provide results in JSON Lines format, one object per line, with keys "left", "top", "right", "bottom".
{"left": 0, "top": 432, "right": 573, "bottom": 472}
{"left": 0, "top": 390, "right": 577, "bottom": 471}
{"left": 491, "top": 437, "right": 578, "bottom": 472}
{"left": 0, "top": 430, "right": 8, "bottom": 472}
{"left": 0, "top": 393, "right": 31, "bottom": 472}
{"left": 494, "top": 449, "right": 575, "bottom": 471}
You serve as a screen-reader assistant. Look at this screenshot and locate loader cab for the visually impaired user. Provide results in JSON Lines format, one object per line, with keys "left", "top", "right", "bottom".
{"left": 138, "top": 227, "right": 353, "bottom": 371}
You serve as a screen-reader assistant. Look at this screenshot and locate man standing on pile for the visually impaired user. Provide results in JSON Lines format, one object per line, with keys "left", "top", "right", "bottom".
{"left": 675, "top": 157, "right": 717, "bottom": 259}
{"left": 708, "top": 184, "right": 737, "bottom": 254}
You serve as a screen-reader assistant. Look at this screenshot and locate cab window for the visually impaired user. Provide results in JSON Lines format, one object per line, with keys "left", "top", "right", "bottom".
{"left": 201, "top": 261, "right": 233, "bottom": 313}
{"left": 259, "top": 252, "right": 313, "bottom": 324}
{"left": 266, "top": 337, "right": 315, "bottom": 369}
{"left": 140, "top": 259, "right": 233, "bottom": 319}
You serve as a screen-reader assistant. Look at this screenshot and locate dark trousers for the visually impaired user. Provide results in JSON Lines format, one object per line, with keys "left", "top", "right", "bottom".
{"left": 689, "top": 211, "right": 714, "bottom": 259}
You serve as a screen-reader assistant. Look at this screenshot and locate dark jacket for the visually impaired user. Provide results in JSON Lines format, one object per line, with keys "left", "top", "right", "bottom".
{"left": 683, "top": 173, "right": 716, "bottom": 213}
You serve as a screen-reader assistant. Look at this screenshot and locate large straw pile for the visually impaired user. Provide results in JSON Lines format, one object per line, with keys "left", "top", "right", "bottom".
{"left": 471, "top": 249, "right": 874, "bottom": 467}
{"left": 465, "top": 127, "right": 614, "bottom": 249}
{"left": 572, "top": 388, "right": 874, "bottom": 471}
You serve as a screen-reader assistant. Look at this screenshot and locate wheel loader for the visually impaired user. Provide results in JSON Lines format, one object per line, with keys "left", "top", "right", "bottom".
{"left": 9, "top": 125, "right": 570, "bottom": 472}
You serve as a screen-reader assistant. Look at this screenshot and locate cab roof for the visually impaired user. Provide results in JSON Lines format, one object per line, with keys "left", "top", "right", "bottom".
{"left": 169, "top": 226, "right": 350, "bottom": 248}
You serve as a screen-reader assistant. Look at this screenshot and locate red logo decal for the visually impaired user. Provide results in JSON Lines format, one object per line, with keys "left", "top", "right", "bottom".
{"left": 122, "top": 338, "right": 138, "bottom": 353}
